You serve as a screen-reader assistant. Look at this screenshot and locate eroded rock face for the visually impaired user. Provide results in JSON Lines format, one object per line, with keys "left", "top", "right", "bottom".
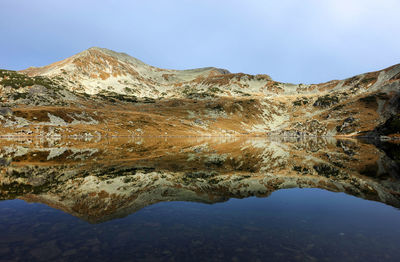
{"left": 0, "top": 48, "right": 399, "bottom": 138}
{"left": 0, "top": 137, "right": 399, "bottom": 223}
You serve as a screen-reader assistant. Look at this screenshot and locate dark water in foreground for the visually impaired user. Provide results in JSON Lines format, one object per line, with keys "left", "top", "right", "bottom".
{"left": 0, "top": 137, "right": 399, "bottom": 261}
{"left": 1, "top": 189, "right": 400, "bottom": 262}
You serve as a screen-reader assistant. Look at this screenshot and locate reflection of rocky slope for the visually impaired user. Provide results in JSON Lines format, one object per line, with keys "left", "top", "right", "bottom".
{"left": 1, "top": 47, "right": 399, "bottom": 137}
{"left": 0, "top": 138, "right": 399, "bottom": 223}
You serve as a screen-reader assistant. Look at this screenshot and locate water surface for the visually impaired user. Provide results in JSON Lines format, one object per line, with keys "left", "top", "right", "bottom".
{"left": 0, "top": 137, "right": 399, "bottom": 261}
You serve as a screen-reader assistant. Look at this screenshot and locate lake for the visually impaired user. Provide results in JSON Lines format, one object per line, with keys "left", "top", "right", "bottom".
{"left": 0, "top": 137, "right": 399, "bottom": 261}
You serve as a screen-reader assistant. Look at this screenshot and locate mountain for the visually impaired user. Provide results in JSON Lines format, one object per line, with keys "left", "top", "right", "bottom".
{"left": 21, "top": 47, "right": 232, "bottom": 96}
{"left": 0, "top": 47, "right": 399, "bottom": 138}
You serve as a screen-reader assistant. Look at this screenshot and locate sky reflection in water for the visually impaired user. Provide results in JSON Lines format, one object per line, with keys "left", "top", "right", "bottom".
{"left": 0, "top": 137, "right": 399, "bottom": 261}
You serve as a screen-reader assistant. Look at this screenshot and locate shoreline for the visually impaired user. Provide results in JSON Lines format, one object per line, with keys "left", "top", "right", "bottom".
{"left": 0, "top": 134, "right": 398, "bottom": 141}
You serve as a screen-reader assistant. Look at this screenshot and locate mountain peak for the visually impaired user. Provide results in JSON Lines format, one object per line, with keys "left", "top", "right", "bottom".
{"left": 75, "top": 47, "right": 148, "bottom": 67}
{"left": 87, "top": 46, "right": 105, "bottom": 51}
{"left": 20, "top": 47, "right": 234, "bottom": 95}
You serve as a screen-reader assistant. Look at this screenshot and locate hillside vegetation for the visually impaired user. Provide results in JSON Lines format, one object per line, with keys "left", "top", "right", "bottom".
{"left": 0, "top": 47, "right": 399, "bottom": 138}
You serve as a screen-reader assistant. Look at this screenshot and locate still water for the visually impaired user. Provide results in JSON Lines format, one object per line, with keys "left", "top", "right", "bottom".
{"left": 0, "top": 137, "right": 399, "bottom": 261}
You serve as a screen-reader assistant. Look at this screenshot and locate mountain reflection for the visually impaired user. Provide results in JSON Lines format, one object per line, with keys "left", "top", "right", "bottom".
{"left": 0, "top": 137, "right": 399, "bottom": 223}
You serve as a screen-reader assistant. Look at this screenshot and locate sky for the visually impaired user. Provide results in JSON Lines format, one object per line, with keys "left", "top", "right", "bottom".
{"left": 0, "top": 0, "right": 399, "bottom": 84}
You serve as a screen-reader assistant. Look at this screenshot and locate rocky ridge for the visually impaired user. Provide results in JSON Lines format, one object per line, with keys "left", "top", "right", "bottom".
{"left": 0, "top": 47, "right": 399, "bottom": 138}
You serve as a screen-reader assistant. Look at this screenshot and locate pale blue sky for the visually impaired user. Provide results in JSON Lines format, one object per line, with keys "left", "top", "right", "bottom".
{"left": 1, "top": 0, "right": 399, "bottom": 84}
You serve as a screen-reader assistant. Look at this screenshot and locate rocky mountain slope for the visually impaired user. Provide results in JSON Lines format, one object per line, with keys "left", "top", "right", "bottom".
{"left": 1, "top": 137, "right": 399, "bottom": 223}
{"left": 1, "top": 47, "right": 399, "bottom": 137}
